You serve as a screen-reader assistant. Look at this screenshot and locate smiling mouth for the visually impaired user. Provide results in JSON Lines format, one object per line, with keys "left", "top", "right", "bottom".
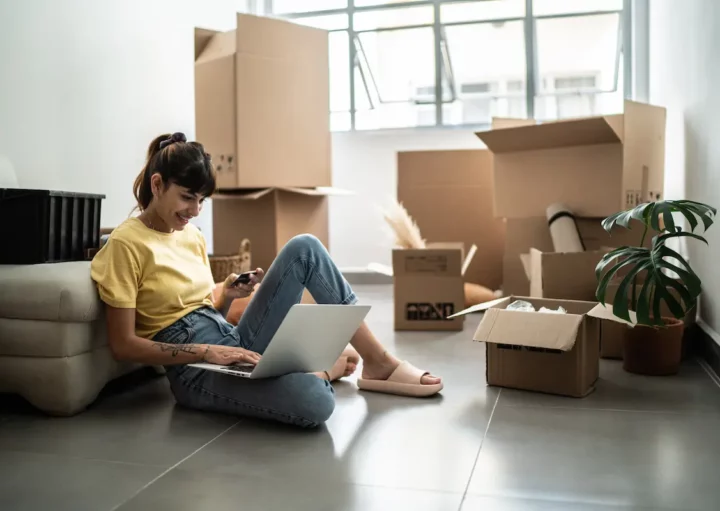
{"left": 176, "top": 213, "right": 191, "bottom": 224}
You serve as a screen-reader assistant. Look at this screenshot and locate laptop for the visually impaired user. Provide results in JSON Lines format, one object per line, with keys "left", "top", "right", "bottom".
{"left": 188, "top": 304, "right": 371, "bottom": 379}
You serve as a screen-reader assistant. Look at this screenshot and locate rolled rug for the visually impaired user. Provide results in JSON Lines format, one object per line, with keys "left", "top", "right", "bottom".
{"left": 546, "top": 203, "right": 585, "bottom": 253}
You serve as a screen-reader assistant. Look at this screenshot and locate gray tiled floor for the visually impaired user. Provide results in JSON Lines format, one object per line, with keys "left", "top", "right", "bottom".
{"left": 1, "top": 284, "right": 720, "bottom": 511}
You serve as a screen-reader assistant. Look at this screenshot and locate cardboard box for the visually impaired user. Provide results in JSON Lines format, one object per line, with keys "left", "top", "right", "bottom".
{"left": 503, "top": 217, "right": 651, "bottom": 297}
{"left": 526, "top": 247, "right": 612, "bottom": 301}
{"left": 392, "top": 243, "right": 476, "bottom": 331}
{"left": 397, "top": 149, "right": 504, "bottom": 289}
{"left": 475, "top": 100, "right": 667, "bottom": 218}
{"left": 599, "top": 278, "right": 697, "bottom": 359}
{"left": 194, "top": 14, "right": 331, "bottom": 189}
{"left": 451, "top": 296, "right": 629, "bottom": 397}
{"left": 212, "top": 187, "right": 345, "bottom": 272}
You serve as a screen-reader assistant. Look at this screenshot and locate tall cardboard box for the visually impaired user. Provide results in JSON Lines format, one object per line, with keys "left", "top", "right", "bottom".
{"left": 451, "top": 297, "right": 629, "bottom": 397}
{"left": 194, "top": 14, "right": 331, "bottom": 189}
{"left": 397, "top": 149, "right": 504, "bottom": 289}
{"left": 212, "top": 187, "right": 340, "bottom": 272}
{"left": 392, "top": 243, "right": 476, "bottom": 331}
{"left": 476, "top": 100, "right": 667, "bottom": 218}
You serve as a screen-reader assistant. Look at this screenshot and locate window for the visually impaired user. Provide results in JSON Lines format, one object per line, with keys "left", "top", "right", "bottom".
{"left": 271, "top": 0, "right": 347, "bottom": 14}
{"left": 443, "top": 20, "right": 527, "bottom": 125}
{"left": 535, "top": 13, "right": 623, "bottom": 120}
{"left": 268, "top": 0, "right": 627, "bottom": 131}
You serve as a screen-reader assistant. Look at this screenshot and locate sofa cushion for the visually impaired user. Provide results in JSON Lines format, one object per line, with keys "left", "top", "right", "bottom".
{"left": 0, "top": 262, "right": 101, "bottom": 322}
{"left": 0, "top": 348, "right": 138, "bottom": 416}
{"left": 0, "top": 317, "right": 106, "bottom": 357}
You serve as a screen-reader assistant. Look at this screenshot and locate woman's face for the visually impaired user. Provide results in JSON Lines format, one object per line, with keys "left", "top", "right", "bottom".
{"left": 150, "top": 174, "right": 204, "bottom": 231}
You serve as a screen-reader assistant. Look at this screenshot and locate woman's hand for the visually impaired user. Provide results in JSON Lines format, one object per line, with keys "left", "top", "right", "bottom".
{"left": 222, "top": 268, "right": 265, "bottom": 300}
{"left": 202, "top": 344, "right": 262, "bottom": 366}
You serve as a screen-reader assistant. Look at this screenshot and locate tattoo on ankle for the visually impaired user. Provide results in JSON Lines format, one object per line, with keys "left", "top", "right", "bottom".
{"left": 153, "top": 343, "right": 200, "bottom": 357}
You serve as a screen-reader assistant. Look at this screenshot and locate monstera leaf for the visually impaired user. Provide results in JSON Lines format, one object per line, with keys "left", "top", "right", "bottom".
{"left": 595, "top": 231, "right": 706, "bottom": 326}
{"left": 601, "top": 200, "right": 716, "bottom": 236}
{"left": 595, "top": 199, "right": 716, "bottom": 327}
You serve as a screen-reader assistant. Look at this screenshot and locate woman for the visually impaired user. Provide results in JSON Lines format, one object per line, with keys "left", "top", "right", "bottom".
{"left": 91, "top": 132, "right": 442, "bottom": 428}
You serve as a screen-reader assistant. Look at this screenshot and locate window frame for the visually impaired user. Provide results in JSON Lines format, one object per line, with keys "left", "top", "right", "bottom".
{"left": 259, "top": 0, "right": 629, "bottom": 131}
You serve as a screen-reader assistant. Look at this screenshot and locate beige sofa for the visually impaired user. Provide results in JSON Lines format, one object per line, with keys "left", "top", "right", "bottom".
{"left": 0, "top": 261, "right": 141, "bottom": 415}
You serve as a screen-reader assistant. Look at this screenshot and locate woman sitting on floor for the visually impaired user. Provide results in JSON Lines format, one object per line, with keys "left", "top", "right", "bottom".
{"left": 90, "top": 132, "right": 442, "bottom": 428}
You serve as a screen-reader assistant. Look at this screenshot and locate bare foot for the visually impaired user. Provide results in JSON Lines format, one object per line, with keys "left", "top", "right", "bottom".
{"left": 320, "top": 346, "right": 361, "bottom": 382}
{"left": 341, "top": 346, "right": 360, "bottom": 377}
{"left": 361, "top": 352, "right": 441, "bottom": 386}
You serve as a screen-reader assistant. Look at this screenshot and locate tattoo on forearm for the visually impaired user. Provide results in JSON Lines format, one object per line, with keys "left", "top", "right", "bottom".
{"left": 152, "top": 343, "right": 200, "bottom": 357}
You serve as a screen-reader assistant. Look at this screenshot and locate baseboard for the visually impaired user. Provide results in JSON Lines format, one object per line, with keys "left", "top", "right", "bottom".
{"left": 341, "top": 269, "right": 392, "bottom": 285}
{"left": 689, "top": 320, "right": 720, "bottom": 383}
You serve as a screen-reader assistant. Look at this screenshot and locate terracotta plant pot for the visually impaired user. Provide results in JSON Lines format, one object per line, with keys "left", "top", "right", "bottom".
{"left": 622, "top": 317, "right": 685, "bottom": 376}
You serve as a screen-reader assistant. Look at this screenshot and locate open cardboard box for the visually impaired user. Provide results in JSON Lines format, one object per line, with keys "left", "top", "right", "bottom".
{"left": 212, "top": 187, "right": 351, "bottom": 272}
{"left": 476, "top": 100, "right": 667, "bottom": 219}
{"left": 504, "top": 216, "right": 652, "bottom": 298}
{"left": 520, "top": 247, "right": 613, "bottom": 301}
{"left": 450, "top": 296, "right": 633, "bottom": 397}
{"left": 370, "top": 243, "right": 477, "bottom": 331}
{"left": 194, "top": 14, "right": 331, "bottom": 189}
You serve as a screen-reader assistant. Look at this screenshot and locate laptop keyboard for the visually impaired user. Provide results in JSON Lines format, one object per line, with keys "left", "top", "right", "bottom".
{"left": 222, "top": 363, "right": 255, "bottom": 375}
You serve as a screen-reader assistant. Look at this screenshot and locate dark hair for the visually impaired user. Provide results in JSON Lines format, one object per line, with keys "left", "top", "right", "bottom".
{"left": 132, "top": 132, "right": 216, "bottom": 211}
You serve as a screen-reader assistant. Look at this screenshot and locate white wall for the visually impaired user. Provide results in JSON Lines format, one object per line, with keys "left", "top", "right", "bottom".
{"left": 328, "top": 128, "right": 482, "bottom": 269}
{"left": 0, "top": 0, "right": 249, "bottom": 240}
{"left": 649, "top": 0, "right": 720, "bottom": 335}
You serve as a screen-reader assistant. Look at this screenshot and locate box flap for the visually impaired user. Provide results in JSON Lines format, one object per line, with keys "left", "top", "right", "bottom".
{"left": 279, "top": 186, "right": 353, "bottom": 197}
{"left": 475, "top": 117, "right": 622, "bottom": 154}
{"left": 519, "top": 253, "right": 531, "bottom": 279}
{"left": 603, "top": 114, "right": 625, "bottom": 141}
{"left": 461, "top": 244, "right": 477, "bottom": 277}
{"left": 213, "top": 187, "right": 352, "bottom": 201}
{"left": 213, "top": 189, "right": 275, "bottom": 200}
{"left": 367, "top": 262, "right": 394, "bottom": 277}
{"left": 587, "top": 303, "right": 637, "bottom": 326}
{"left": 236, "top": 13, "right": 327, "bottom": 61}
{"left": 491, "top": 117, "right": 537, "bottom": 129}
{"left": 448, "top": 296, "right": 511, "bottom": 318}
{"left": 473, "top": 308, "right": 584, "bottom": 351}
{"left": 195, "top": 27, "right": 220, "bottom": 61}
{"left": 196, "top": 29, "right": 236, "bottom": 64}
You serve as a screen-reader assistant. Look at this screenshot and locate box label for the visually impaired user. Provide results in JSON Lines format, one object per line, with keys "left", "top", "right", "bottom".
{"left": 404, "top": 255, "right": 448, "bottom": 273}
{"left": 406, "top": 302, "right": 455, "bottom": 321}
{"left": 625, "top": 189, "right": 663, "bottom": 208}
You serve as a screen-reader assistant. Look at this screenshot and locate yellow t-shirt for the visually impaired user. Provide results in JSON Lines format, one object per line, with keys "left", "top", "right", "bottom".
{"left": 90, "top": 217, "right": 215, "bottom": 339}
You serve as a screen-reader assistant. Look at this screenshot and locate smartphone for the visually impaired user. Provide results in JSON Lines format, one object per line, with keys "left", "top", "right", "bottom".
{"left": 232, "top": 270, "right": 257, "bottom": 286}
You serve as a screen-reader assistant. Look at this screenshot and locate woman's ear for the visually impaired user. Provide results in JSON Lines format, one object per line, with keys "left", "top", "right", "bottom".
{"left": 149, "top": 173, "right": 164, "bottom": 198}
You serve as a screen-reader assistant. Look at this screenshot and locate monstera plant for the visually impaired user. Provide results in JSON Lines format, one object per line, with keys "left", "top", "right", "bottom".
{"left": 595, "top": 200, "right": 716, "bottom": 375}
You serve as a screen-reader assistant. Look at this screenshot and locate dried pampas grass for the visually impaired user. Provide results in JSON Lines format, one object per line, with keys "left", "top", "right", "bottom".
{"left": 381, "top": 198, "right": 426, "bottom": 249}
{"left": 379, "top": 198, "right": 502, "bottom": 307}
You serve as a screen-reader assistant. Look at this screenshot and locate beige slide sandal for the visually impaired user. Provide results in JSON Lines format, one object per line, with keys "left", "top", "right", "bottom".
{"left": 357, "top": 361, "right": 443, "bottom": 397}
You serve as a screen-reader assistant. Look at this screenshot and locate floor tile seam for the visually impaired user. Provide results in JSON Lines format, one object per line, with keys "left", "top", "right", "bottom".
{"left": 340, "top": 481, "right": 465, "bottom": 497}
{"left": 107, "top": 419, "right": 243, "bottom": 511}
{"left": 496, "top": 403, "right": 720, "bottom": 416}
{"left": 462, "top": 490, "right": 689, "bottom": 510}
{"left": 162, "top": 463, "right": 471, "bottom": 497}
{"left": 458, "top": 388, "right": 501, "bottom": 511}
{"left": 0, "top": 448, "right": 169, "bottom": 469}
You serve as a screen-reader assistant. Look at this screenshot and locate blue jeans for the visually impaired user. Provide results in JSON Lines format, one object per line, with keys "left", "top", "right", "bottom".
{"left": 154, "top": 234, "right": 358, "bottom": 428}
